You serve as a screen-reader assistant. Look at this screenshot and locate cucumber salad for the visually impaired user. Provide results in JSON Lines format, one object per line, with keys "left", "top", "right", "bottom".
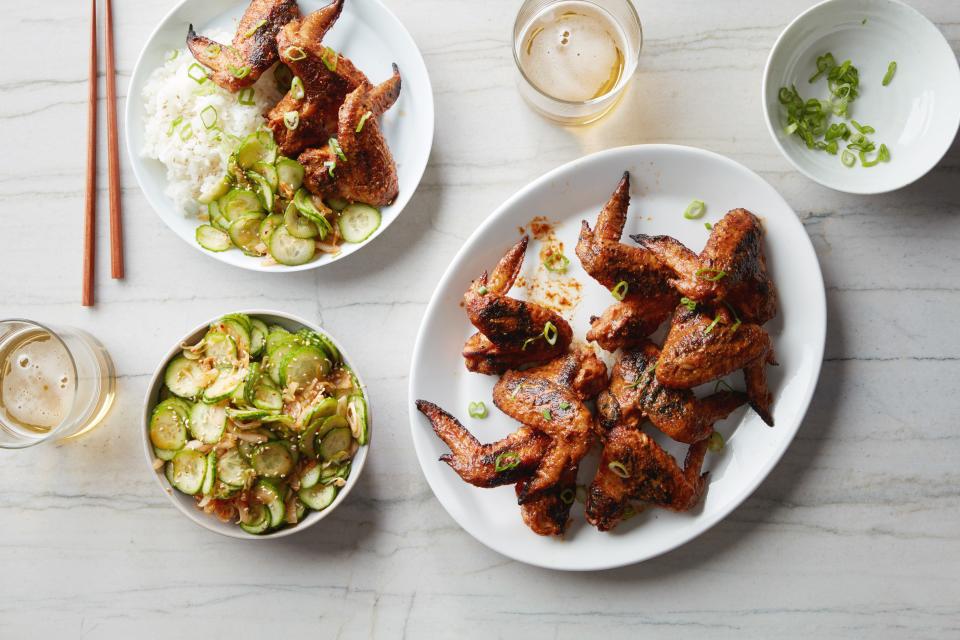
{"left": 149, "top": 313, "right": 368, "bottom": 534}
{"left": 195, "top": 129, "right": 382, "bottom": 266}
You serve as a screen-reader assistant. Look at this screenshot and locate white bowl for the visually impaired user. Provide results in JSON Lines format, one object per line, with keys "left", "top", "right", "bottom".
{"left": 762, "top": 0, "right": 960, "bottom": 194}
{"left": 141, "top": 310, "right": 371, "bottom": 539}
{"left": 125, "top": 0, "right": 435, "bottom": 272}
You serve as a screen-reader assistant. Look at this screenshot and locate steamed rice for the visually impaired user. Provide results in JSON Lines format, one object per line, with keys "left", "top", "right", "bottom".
{"left": 141, "top": 30, "right": 282, "bottom": 216}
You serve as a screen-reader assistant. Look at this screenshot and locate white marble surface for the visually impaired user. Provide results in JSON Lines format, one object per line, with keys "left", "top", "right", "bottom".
{"left": 1, "top": 0, "right": 958, "bottom": 637}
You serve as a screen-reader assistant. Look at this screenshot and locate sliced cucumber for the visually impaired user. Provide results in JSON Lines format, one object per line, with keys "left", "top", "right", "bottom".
{"left": 239, "top": 503, "right": 271, "bottom": 534}
{"left": 246, "top": 170, "right": 274, "bottom": 212}
{"left": 293, "top": 188, "right": 332, "bottom": 238}
{"left": 251, "top": 441, "right": 294, "bottom": 478}
{"left": 199, "top": 175, "right": 231, "bottom": 204}
{"left": 268, "top": 225, "right": 315, "bottom": 266}
{"left": 249, "top": 319, "right": 269, "bottom": 357}
{"left": 237, "top": 131, "right": 277, "bottom": 169}
{"left": 220, "top": 189, "right": 263, "bottom": 220}
{"left": 251, "top": 161, "right": 279, "bottom": 191}
{"left": 229, "top": 214, "right": 266, "bottom": 256}
{"left": 280, "top": 345, "right": 330, "bottom": 387}
{"left": 284, "top": 202, "right": 318, "bottom": 239}
{"left": 189, "top": 401, "right": 227, "bottom": 444}
{"left": 276, "top": 157, "right": 304, "bottom": 197}
{"left": 300, "top": 464, "right": 321, "bottom": 489}
{"left": 258, "top": 213, "right": 284, "bottom": 246}
{"left": 314, "top": 334, "right": 342, "bottom": 365}
{"left": 265, "top": 326, "right": 291, "bottom": 354}
{"left": 326, "top": 196, "right": 348, "bottom": 211}
{"left": 165, "top": 460, "right": 176, "bottom": 485}
{"left": 226, "top": 407, "right": 271, "bottom": 422}
{"left": 203, "top": 331, "right": 237, "bottom": 369}
{"left": 252, "top": 479, "right": 285, "bottom": 527}
{"left": 216, "top": 315, "right": 252, "bottom": 355}
{"left": 298, "top": 483, "right": 337, "bottom": 511}
{"left": 201, "top": 451, "right": 217, "bottom": 495}
{"left": 339, "top": 203, "right": 381, "bottom": 243}
{"left": 164, "top": 356, "right": 207, "bottom": 399}
{"left": 300, "top": 396, "right": 338, "bottom": 428}
{"left": 266, "top": 339, "right": 297, "bottom": 386}
{"left": 251, "top": 380, "right": 283, "bottom": 412}
{"left": 208, "top": 200, "right": 229, "bottom": 231}
{"left": 196, "top": 224, "right": 231, "bottom": 252}
{"left": 202, "top": 367, "right": 246, "bottom": 403}
{"left": 217, "top": 448, "right": 250, "bottom": 487}
{"left": 153, "top": 446, "right": 179, "bottom": 461}
{"left": 149, "top": 402, "right": 188, "bottom": 451}
{"left": 319, "top": 427, "right": 352, "bottom": 462}
{"left": 347, "top": 393, "right": 368, "bottom": 445}
{"left": 170, "top": 449, "right": 206, "bottom": 495}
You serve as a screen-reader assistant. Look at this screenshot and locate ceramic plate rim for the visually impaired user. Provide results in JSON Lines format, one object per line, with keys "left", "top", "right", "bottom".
{"left": 408, "top": 144, "right": 826, "bottom": 571}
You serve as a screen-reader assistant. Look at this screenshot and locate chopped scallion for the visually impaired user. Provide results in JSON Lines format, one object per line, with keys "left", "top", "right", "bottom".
{"left": 704, "top": 314, "right": 721, "bottom": 334}
{"left": 323, "top": 160, "right": 336, "bottom": 177}
{"left": 243, "top": 19, "right": 267, "bottom": 38}
{"left": 200, "top": 105, "right": 218, "bottom": 130}
{"left": 494, "top": 451, "right": 520, "bottom": 472}
{"left": 680, "top": 297, "right": 697, "bottom": 311}
{"left": 321, "top": 47, "right": 337, "bottom": 71}
{"left": 468, "top": 401, "right": 488, "bottom": 419}
{"left": 559, "top": 401, "right": 570, "bottom": 410}
{"left": 704, "top": 222, "right": 713, "bottom": 231}
{"left": 841, "top": 149, "right": 856, "bottom": 167}
{"left": 291, "top": 76, "right": 305, "bottom": 100}
{"left": 283, "top": 111, "right": 300, "bottom": 130}
{"left": 166, "top": 49, "right": 180, "bottom": 62}
{"left": 608, "top": 461, "right": 630, "bottom": 479}
{"left": 559, "top": 488, "right": 575, "bottom": 505}
{"left": 543, "top": 252, "right": 570, "bottom": 273}
{"left": 694, "top": 268, "right": 726, "bottom": 281}
{"left": 541, "top": 408, "right": 552, "bottom": 421}
{"left": 179, "top": 122, "right": 194, "bottom": 142}
{"left": 356, "top": 110, "right": 373, "bottom": 133}
{"left": 543, "top": 321, "right": 558, "bottom": 346}
{"left": 238, "top": 87, "right": 256, "bottom": 106}
{"left": 229, "top": 65, "right": 251, "bottom": 79}
{"left": 707, "top": 431, "right": 725, "bottom": 452}
{"left": 714, "top": 379, "right": 735, "bottom": 393}
{"left": 683, "top": 199, "right": 706, "bottom": 220}
{"left": 284, "top": 46, "right": 307, "bottom": 62}
{"left": 187, "top": 63, "right": 208, "bottom": 84}
{"left": 166, "top": 115, "right": 184, "bottom": 136}
{"left": 611, "top": 280, "right": 629, "bottom": 301}
{"left": 205, "top": 43, "right": 221, "bottom": 57}
{"left": 476, "top": 285, "right": 488, "bottom": 295}
{"left": 882, "top": 61, "right": 897, "bottom": 86}
{"left": 329, "top": 137, "right": 347, "bottom": 162}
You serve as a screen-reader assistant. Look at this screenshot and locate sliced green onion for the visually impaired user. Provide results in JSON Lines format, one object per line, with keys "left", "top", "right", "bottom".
{"left": 238, "top": 87, "right": 256, "bottom": 106}
{"left": 321, "top": 47, "right": 337, "bottom": 71}
{"left": 608, "top": 461, "right": 630, "bottom": 479}
{"left": 680, "top": 297, "right": 697, "bottom": 311}
{"left": 559, "top": 401, "right": 570, "bottom": 410}
{"left": 683, "top": 199, "right": 706, "bottom": 220}
{"left": 205, "top": 43, "right": 221, "bottom": 57}
{"left": 468, "top": 401, "right": 488, "bottom": 419}
{"left": 179, "top": 122, "right": 194, "bottom": 142}
{"left": 494, "top": 451, "right": 520, "bottom": 472}
{"left": 355, "top": 110, "right": 373, "bottom": 133}
{"left": 283, "top": 111, "right": 300, "bottom": 130}
{"left": 882, "top": 61, "right": 897, "bottom": 86}
{"left": 841, "top": 149, "right": 856, "bottom": 167}
{"left": 229, "top": 65, "right": 251, "bottom": 79}
{"left": 543, "top": 252, "right": 570, "bottom": 273}
{"left": 284, "top": 46, "right": 307, "bottom": 62}
{"left": 724, "top": 302, "right": 741, "bottom": 333}
{"left": 166, "top": 115, "right": 184, "bottom": 136}
{"left": 243, "top": 19, "right": 267, "bottom": 38}
{"left": 166, "top": 49, "right": 180, "bottom": 62}
{"left": 704, "top": 314, "right": 721, "bottom": 334}
{"left": 324, "top": 160, "right": 336, "bottom": 177}
{"left": 541, "top": 409, "right": 552, "bottom": 421}
{"left": 510, "top": 383, "right": 522, "bottom": 400}
{"left": 543, "top": 321, "right": 558, "bottom": 346}
{"left": 622, "top": 504, "right": 639, "bottom": 521}
{"left": 704, "top": 222, "right": 713, "bottom": 231}
{"left": 477, "top": 285, "right": 488, "bottom": 295}
{"left": 291, "top": 76, "right": 305, "bottom": 100}
{"left": 859, "top": 144, "right": 890, "bottom": 168}
{"left": 611, "top": 280, "right": 629, "bottom": 301}
{"left": 707, "top": 431, "right": 725, "bottom": 452}
{"left": 199, "top": 105, "right": 218, "bottom": 130}
{"left": 187, "top": 63, "right": 208, "bottom": 84}
{"left": 559, "top": 488, "right": 575, "bottom": 505}
{"left": 695, "top": 268, "right": 726, "bottom": 281}
{"left": 850, "top": 120, "right": 875, "bottom": 135}
{"left": 329, "top": 137, "right": 347, "bottom": 162}
{"left": 808, "top": 52, "right": 836, "bottom": 83}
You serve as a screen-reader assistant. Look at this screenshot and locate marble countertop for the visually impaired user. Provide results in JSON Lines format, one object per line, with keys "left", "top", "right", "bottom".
{"left": 1, "top": 0, "right": 958, "bottom": 637}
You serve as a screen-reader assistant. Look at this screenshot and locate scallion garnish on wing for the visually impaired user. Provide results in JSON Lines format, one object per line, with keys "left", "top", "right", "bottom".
{"left": 683, "top": 199, "right": 706, "bottom": 220}
{"left": 323, "top": 160, "right": 337, "bottom": 177}
{"left": 355, "top": 111, "right": 373, "bottom": 133}
{"left": 283, "top": 111, "right": 300, "bottom": 130}
{"left": 329, "top": 137, "right": 347, "bottom": 162}
{"left": 243, "top": 18, "right": 267, "bottom": 38}
{"left": 230, "top": 65, "right": 251, "bottom": 79}
{"left": 680, "top": 297, "right": 697, "bottom": 311}
{"left": 541, "top": 408, "right": 552, "bottom": 421}
{"left": 494, "top": 451, "right": 521, "bottom": 472}
{"left": 695, "top": 267, "right": 726, "bottom": 281}
{"left": 543, "top": 321, "right": 558, "bottom": 346}
{"left": 611, "top": 280, "right": 629, "bottom": 301}
{"left": 468, "top": 401, "right": 488, "bottom": 419}
{"left": 205, "top": 43, "right": 221, "bottom": 57}
{"left": 559, "top": 488, "right": 575, "bottom": 504}
{"left": 284, "top": 46, "right": 307, "bottom": 62}
{"left": 608, "top": 461, "right": 630, "bottom": 478}
{"left": 291, "top": 76, "right": 305, "bottom": 100}
{"left": 321, "top": 47, "right": 338, "bottom": 71}
{"left": 704, "top": 314, "right": 721, "bottom": 334}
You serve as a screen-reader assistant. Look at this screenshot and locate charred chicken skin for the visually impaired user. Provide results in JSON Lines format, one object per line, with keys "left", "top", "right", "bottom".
{"left": 266, "top": 0, "right": 370, "bottom": 157}
{"left": 187, "top": 0, "right": 301, "bottom": 91}
{"left": 462, "top": 237, "right": 574, "bottom": 375}
{"left": 631, "top": 208, "right": 778, "bottom": 324}
{"left": 657, "top": 305, "right": 775, "bottom": 426}
{"left": 516, "top": 467, "right": 577, "bottom": 536}
{"left": 597, "top": 342, "right": 747, "bottom": 444}
{"left": 576, "top": 172, "right": 678, "bottom": 352}
{"left": 586, "top": 425, "right": 709, "bottom": 531}
{"left": 300, "top": 65, "right": 401, "bottom": 206}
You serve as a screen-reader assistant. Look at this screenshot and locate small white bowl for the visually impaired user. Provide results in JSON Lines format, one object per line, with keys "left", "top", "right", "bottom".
{"left": 141, "top": 310, "right": 371, "bottom": 539}
{"left": 763, "top": 0, "right": 960, "bottom": 194}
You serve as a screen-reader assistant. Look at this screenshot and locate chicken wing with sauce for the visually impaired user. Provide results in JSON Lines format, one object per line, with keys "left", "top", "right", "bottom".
{"left": 187, "top": 0, "right": 301, "bottom": 91}
{"left": 597, "top": 341, "right": 747, "bottom": 444}
{"left": 576, "top": 173, "right": 678, "bottom": 352}
{"left": 462, "top": 237, "right": 574, "bottom": 375}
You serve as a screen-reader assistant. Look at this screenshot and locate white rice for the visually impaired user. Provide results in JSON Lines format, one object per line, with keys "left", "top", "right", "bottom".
{"left": 141, "top": 30, "right": 282, "bottom": 216}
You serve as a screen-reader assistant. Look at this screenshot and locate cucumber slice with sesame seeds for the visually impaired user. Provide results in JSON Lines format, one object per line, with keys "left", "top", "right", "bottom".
{"left": 169, "top": 449, "right": 207, "bottom": 495}
{"left": 196, "top": 224, "right": 231, "bottom": 252}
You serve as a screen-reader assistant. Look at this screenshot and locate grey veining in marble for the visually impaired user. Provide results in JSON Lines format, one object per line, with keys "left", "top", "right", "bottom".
{"left": 0, "top": 0, "right": 958, "bottom": 637}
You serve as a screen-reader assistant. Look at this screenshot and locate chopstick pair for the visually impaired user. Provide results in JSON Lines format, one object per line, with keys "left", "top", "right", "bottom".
{"left": 83, "top": 0, "right": 124, "bottom": 307}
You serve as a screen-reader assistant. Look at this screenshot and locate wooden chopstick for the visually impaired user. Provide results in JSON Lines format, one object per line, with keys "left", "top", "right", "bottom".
{"left": 82, "top": 0, "right": 98, "bottom": 307}
{"left": 105, "top": 0, "right": 123, "bottom": 280}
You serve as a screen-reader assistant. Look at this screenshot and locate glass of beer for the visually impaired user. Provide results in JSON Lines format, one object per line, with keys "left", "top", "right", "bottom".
{"left": 0, "top": 319, "right": 116, "bottom": 449}
{"left": 513, "top": 0, "right": 643, "bottom": 125}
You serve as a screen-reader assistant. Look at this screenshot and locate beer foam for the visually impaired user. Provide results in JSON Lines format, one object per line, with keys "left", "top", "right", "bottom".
{"left": 1, "top": 336, "right": 74, "bottom": 430}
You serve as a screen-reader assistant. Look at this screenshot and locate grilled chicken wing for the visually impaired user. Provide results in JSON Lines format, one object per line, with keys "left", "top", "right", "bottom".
{"left": 415, "top": 400, "right": 550, "bottom": 487}
{"left": 586, "top": 425, "right": 709, "bottom": 531}
{"left": 462, "top": 237, "right": 574, "bottom": 375}
{"left": 576, "top": 173, "right": 678, "bottom": 351}
{"left": 597, "top": 342, "right": 747, "bottom": 443}
{"left": 187, "top": 0, "right": 301, "bottom": 91}
{"left": 492, "top": 349, "right": 605, "bottom": 503}
{"left": 300, "top": 66, "right": 401, "bottom": 206}
{"left": 266, "top": 0, "right": 370, "bottom": 156}
{"left": 516, "top": 467, "right": 577, "bottom": 536}
{"left": 632, "top": 208, "right": 778, "bottom": 324}
{"left": 657, "top": 305, "right": 775, "bottom": 425}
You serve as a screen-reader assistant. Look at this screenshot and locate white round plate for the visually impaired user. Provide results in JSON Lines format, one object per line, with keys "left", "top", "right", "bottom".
{"left": 409, "top": 145, "right": 826, "bottom": 571}
{"left": 763, "top": 0, "right": 960, "bottom": 194}
{"left": 126, "top": 0, "right": 434, "bottom": 272}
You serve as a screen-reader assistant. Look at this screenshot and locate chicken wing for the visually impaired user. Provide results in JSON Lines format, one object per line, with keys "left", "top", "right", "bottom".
{"left": 586, "top": 425, "right": 709, "bottom": 531}
{"left": 187, "top": 0, "right": 301, "bottom": 91}
{"left": 415, "top": 400, "right": 550, "bottom": 487}
{"left": 299, "top": 66, "right": 401, "bottom": 206}
{"left": 462, "top": 237, "right": 574, "bottom": 375}
{"left": 265, "top": 0, "right": 369, "bottom": 156}
{"left": 516, "top": 467, "right": 576, "bottom": 536}
{"left": 576, "top": 173, "right": 678, "bottom": 351}
{"left": 597, "top": 341, "right": 747, "bottom": 443}
{"left": 656, "top": 305, "right": 775, "bottom": 425}
{"left": 632, "top": 208, "right": 778, "bottom": 324}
